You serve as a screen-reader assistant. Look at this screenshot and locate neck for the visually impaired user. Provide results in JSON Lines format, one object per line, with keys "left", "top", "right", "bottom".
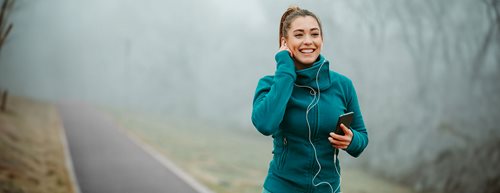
{"left": 294, "top": 60, "right": 313, "bottom": 70}
{"left": 294, "top": 54, "right": 332, "bottom": 91}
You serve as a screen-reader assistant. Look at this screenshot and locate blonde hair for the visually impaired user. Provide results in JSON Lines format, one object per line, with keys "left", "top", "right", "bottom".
{"left": 279, "top": 5, "right": 323, "bottom": 47}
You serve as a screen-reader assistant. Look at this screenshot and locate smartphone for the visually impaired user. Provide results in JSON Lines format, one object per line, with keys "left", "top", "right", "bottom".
{"left": 334, "top": 112, "right": 354, "bottom": 135}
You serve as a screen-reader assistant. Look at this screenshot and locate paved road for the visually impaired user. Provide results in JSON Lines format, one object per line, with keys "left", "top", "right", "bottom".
{"left": 58, "top": 103, "right": 200, "bottom": 193}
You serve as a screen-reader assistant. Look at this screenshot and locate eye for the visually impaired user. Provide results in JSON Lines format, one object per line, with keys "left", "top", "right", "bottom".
{"left": 294, "top": 33, "right": 303, "bottom": 38}
{"left": 311, "top": 33, "right": 320, "bottom": 37}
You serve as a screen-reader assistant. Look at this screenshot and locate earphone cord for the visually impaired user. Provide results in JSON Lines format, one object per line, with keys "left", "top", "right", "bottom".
{"left": 294, "top": 60, "right": 341, "bottom": 193}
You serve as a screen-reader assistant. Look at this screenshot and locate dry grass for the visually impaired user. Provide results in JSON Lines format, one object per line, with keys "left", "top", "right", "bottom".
{"left": 0, "top": 96, "right": 74, "bottom": 193}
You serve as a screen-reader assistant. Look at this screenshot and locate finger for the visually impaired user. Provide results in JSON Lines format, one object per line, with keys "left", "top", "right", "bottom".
{"left": 279, "top": 40, "right": 287, "bottom": 50}
{"left": 329, "top": 132, "right": 349, "bottom": 141}
{"left": 333, "top": 137, "right": 351, "bottom": 148}
{"left": 328, "top": 137, "right": 345, "bottom": 147}
{"left": 331, "top": 142, "right": 348, "bottom": 150}
{"left": 328, "top": 137, "right": 335, "bottom": 144}
{"left": 328, "top": 137, "right": 341, "bottom": 145}
{"left": 341, "top": 124, "right": 353, "bottom": 137}
{"left": 329, "top": 139, "right": 349, "bottom": 146}
{"left": 328, "top": 137, "right": 349, "bottom": 147}
{"left": 330, "top": 139, "right": 349, "bottom": 149}
{"left": 339, "top": 142, "right": 350, "bottom": 148}
{"left": 282, "top": 41, "right": 289, "bottom": 49}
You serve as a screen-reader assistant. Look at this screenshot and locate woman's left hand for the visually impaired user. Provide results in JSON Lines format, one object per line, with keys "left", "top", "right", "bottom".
{"left": 328, "top": 124, "right": 353, "bottom": 150}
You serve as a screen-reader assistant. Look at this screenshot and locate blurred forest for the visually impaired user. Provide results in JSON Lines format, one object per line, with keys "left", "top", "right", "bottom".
{"left": 0, "top": 0, "right": 499, "bottom": 192}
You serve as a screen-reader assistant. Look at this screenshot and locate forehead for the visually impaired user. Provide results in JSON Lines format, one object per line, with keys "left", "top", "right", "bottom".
{"left": 289, "top": 16, "right": 320, "bottom": 31}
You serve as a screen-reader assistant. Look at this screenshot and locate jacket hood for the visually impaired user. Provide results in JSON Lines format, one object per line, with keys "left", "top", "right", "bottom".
{"left": 295, "top": 54, "right": 332, "bottom": 91}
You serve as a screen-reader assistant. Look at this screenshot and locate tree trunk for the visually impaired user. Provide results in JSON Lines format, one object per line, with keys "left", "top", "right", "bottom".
{"left": 1, "top": 90, "right": 7, "bottom": 111}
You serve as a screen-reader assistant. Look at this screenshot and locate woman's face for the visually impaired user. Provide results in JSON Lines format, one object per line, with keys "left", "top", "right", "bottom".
{"left": 283, "top": 16, "right": 323, "bottom": 69}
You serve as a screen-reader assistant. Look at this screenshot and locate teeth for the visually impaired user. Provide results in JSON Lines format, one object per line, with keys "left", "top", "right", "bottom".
{"left": 301, "top": 49, "right": 314, "bottom": 53}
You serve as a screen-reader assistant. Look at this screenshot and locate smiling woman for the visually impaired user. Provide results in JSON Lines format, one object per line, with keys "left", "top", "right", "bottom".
{"left": 252, "top": 5, "right": 369, "bottom": 193}
{"left": 278, "top": 7, "right": 323, "bottom": 70}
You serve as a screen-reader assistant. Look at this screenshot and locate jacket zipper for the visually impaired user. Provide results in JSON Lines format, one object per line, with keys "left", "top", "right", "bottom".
{"left": 313, "top": 106, "right": 319, "bottom": 139}
{"left": 278, "top": 136, "right": 288, "bottom": 170}
{"left": 312, "top": 88, "right": 319, "bottom": 139}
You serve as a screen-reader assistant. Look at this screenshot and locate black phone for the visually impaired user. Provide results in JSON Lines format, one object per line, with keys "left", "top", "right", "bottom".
{"left": 334, "top": 112, "right": 354, "bottom": 135}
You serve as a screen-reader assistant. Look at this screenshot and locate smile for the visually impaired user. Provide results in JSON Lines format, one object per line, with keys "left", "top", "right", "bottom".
{"left": 299, "top": 48, "right": 315, "bottom": 54}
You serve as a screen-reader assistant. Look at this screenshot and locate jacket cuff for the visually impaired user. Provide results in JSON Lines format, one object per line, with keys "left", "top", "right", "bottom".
{"left": 275, "top": 50, "right": 296, "bottom": 79}
{"left": 346, "top": 129, "right": 363, "bottom": 157}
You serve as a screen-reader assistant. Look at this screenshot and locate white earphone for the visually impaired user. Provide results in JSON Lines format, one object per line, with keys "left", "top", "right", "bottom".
{"left": 294, "top": 60, "right": 341, "bottom": 193}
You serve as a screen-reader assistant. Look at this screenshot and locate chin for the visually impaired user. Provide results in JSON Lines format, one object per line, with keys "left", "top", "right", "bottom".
{"left": 297, "top": 56, "right": 318, "bottom": 66}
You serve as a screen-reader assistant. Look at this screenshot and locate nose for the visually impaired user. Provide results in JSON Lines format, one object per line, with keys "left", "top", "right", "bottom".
{"left": 303, "top": 34, "right": 313, "bottom": 45}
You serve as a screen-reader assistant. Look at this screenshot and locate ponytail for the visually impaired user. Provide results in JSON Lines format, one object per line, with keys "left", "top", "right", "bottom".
{"left": 279, "top": 6, "right": 300, "bottom": 47}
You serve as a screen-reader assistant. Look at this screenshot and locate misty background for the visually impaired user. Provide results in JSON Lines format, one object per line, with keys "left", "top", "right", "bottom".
{"left": 1, "top": 0, "right": 499, "bottom": 192}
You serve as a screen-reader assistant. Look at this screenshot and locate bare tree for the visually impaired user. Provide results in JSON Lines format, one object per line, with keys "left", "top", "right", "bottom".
{"left": 0, "top": 0, "right": 13, "bottom": 112}
{"left": 0, "top": 0, "right": 13, "bottom": 51}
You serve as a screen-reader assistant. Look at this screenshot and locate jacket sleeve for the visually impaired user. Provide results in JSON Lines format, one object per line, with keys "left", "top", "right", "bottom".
{"left": 345, "top": 80, "right": 369, "bottom": 157}
{"left": 251, "top": 51, "right": 296, "bottom": 136}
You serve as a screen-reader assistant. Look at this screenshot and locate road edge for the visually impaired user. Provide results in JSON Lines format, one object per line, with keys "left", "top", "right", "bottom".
{"left": 121, "top": 128, "right": 215, "bottom": 193}
{"left": 57, "top": 108, "right": 82, "bottom": 193}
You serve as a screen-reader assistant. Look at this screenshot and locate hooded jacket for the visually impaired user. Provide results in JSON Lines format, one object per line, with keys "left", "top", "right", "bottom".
{"left": 252, "top": 50, "right": 368, "bottom": 193}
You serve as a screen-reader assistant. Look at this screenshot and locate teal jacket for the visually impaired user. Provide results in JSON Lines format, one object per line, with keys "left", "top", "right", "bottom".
{"left": 252, "top": 51, "right": 368, "bottom": 193}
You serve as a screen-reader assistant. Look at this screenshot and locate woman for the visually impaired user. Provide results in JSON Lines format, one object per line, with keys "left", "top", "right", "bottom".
{"left": 251, "top": 6, "right": 369, "bottom": 193}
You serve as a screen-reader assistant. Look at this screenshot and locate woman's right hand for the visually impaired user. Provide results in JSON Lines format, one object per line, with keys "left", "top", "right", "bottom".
{"left": 279, "top": 39, "right": 293, "bottom": 58}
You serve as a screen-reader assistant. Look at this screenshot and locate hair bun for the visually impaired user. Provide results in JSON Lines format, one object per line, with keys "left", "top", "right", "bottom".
{"left": 287, "top": 5, "right": 300, "bottom": 12}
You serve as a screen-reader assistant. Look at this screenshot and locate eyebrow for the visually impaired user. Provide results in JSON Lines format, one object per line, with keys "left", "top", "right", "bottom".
{"left": 293, "top": 28, "right": 320, "bottom": 33}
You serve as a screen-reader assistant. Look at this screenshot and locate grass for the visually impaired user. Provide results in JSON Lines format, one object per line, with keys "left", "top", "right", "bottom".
{"left": 106, "top": 108, "right": 417, "bottom": 193}
{"left": 108, "top": 109, "right": 271, "bottom": 193}
{"left": 0, "top": 96, "right": 74, "bottom": 193}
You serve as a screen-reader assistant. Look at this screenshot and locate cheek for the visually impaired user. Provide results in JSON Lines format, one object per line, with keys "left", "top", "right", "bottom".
{"left": 285, "top": 38, "right": 300, "bottom": 49}
{"left": 289, "top": 45, "right": 301, "bottom": 54}
{"left": 288, "top": 42, "right": 299, "bottom": 51}
{"left": 315, "top": 40, "right": 323, "bottom": 49}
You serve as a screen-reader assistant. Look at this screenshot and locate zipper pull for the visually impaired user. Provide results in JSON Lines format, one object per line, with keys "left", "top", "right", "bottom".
{"left": 283, "top": 137, "right": 287, "bottom": 145}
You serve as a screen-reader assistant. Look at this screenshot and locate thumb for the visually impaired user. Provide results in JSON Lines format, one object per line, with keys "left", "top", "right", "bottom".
{"left": 341, "top": 123, "right": 351, "bottom": 135}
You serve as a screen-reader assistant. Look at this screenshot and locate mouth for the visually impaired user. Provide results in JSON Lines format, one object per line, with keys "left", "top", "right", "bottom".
{"left": 299, "top": 48, "right": 315, "bottom": 54}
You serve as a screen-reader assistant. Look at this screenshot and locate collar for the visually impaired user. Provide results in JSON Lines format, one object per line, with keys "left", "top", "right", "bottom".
{"left": 295, "top": 54, "right": 332, "bottom": 91}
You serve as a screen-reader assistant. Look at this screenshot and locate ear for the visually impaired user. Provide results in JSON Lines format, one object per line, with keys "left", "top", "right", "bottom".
{"left": 281, "top": 36, "right": 287, "bottom": 46}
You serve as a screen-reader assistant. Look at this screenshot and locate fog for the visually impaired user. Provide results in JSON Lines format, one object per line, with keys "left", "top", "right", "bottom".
{"left": 1, "top": 0, "right": 499, "bottom": 192}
